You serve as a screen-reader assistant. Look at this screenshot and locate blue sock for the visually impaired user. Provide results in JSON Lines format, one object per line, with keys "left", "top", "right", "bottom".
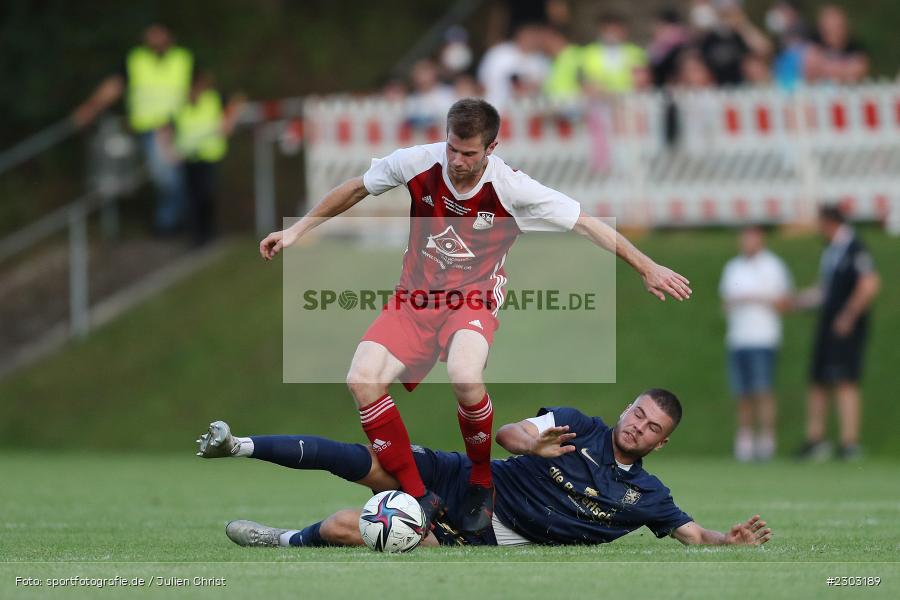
{"left": 289, "top": 521, "right": 329, "bottom": 547}
{"left": 249, "top": 435, "right": 372, "bottom": 482}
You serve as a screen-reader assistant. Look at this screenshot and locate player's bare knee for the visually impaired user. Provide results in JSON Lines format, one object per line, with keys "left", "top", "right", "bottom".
{"left": 321, "top": 510, "right": 364, "bottom": 545}
{"left": 449, "top": 378, "right": 485, "bottom": 405}
{"left": 346, "top": 367, "right": 387, "bottom": 405}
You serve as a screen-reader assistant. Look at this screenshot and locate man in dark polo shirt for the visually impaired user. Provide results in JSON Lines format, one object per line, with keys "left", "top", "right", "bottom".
{"left": 196, "top": 389, "right": 771, "bottom": 549}
{"left": 796, "top": 206, "right": 880, "bottom": 461}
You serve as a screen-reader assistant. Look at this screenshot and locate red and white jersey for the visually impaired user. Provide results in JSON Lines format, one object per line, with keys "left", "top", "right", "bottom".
{"left": 363, "top": 142, "right": 581, "bottom": 313}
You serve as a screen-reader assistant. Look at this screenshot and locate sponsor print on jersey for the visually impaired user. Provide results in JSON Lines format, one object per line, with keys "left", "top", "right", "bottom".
{"left": 473, "top": 211, "right": 495, "bottom": 230}
{"left": 550, "top": 466, "right": 617, "bottom": 524}
{"left": 442, "top": 196, "right": 472, "bottom": 216}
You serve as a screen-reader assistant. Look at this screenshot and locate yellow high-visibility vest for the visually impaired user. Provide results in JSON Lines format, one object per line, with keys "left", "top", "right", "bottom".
{"left": 175, "top": 90, "right": 227, "bottom": 163}
{"left": 543, "top": 45, "right": 584, "bottom": 99}
{"left": 126, "top": 46, "right": 193, "bottom": 132}
{"left": 581, "top": 42, "right": 647, "bottom": 93}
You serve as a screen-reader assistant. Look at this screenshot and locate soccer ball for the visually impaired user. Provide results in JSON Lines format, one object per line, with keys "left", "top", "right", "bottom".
{"left": 358, "top": 490, "right": 426, "bottom": 553}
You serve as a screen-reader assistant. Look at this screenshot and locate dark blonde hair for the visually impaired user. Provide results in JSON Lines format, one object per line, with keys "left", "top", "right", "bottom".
{"left": 446, "top": 98, "right": 500, "bottom": 147}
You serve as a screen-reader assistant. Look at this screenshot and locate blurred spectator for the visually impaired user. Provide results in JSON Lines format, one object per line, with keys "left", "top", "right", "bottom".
{"left": 742, "top": 54, "right": 773, "bottom": 85}
{"left": 695, "top": 0, "right": 773, "bottom": 86}
{"left": 73, "top": 24, "right": 193, "bottom": 235}
{"left": 406, "top": 59, "right": 456, "bottom": 127}
{"left": 766, "top": 0, "right": 811, "bottom": 90}
{"left": 668, "top": 50, "right": 717, "bottom": 149}
{"left": 484, "top": 0, "right": 570, "bottom": 47}
{"left": 581, "top": 13, "right": 648, "bottom": 94}
{"left": 452, "top": 74, "right": 482, "bottom": 99}
{"left": 719, "top": 226, "right": 793, "bottom": 462}
{"left": 439, "top": 26, "right": 474, "bottom": 81}
{"left": 796, "top": 206, "right": 880, "bottom": 462}
{"left": 648, "top": 8, "right": 691, "bottom": 87}
{"left": 805, "top": 5, "right": 869, "bottom": 84}
{"left": 477, "top": 23, "right": 549, "bottom": 108}
{"left": 542, "top": 27, "right": 583, "bottom": 100}
{"left": 676, "top": 49, "right": 716, "bottom": 89}
{"left": 544, "top": 0, "right": 572, "bottom": 29}
{"left": 381, "top": 79, "right": 408, "bottom": 103}
{"left": 632, "top": 64, "right": 653, "bottom": 92}
{"left": 164, "top": 71, "right": 244, "bottom": 246}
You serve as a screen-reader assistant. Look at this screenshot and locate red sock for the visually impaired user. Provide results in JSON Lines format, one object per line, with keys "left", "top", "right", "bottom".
{"left": 359, "top": 394, "right": 425, "bottom": 498}
{"left": 457, "top": 393, "right": 493, "bottom": 487}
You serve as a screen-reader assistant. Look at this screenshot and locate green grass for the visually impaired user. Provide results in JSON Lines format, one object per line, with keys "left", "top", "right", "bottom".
{"left": 1, "top": 228, "right": 898, "bottom": 456}
{"left": 0, "top": 453, "right": 898, "bottom": 598}
{"left": 0, "top": 228, "right": 898, "bottom": 597}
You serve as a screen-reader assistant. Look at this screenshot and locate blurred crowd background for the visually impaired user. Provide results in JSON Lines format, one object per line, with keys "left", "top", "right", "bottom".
{"left": 388, "top": 0, "right": 878, "bottom": 119}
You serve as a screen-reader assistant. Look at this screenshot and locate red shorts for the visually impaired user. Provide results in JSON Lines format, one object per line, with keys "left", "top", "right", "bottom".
{"left": 361, "top": 292, "right": 499, "bottom": 391}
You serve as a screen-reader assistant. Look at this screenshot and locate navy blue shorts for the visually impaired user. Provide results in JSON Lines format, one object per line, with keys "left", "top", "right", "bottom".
{"left": 810, "top": 323, "right": 867, "bottom": 384}
{"left": 728, "top": 347, "right": 777, "bottom": 396}
{"left": 411, "top": 446, "right": 497, "bottom": 546}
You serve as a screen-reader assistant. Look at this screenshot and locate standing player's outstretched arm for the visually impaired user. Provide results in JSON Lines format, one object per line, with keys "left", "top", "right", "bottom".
{"left": 571, "top": 213, "right": 692, "bottom": 301}
{"left": 672, "top": 515, "right": 772, "bottom": 546}
{"left": 259, "top": 176, "right": 370, "bottom": 260}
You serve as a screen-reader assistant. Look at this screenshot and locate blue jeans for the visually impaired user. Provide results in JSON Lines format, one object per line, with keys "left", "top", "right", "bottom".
{"left": 139, "top": 131, "right": 186, "bottom": 232}
{"left": 728, "top": 347, "right": 777, "bottom": 397}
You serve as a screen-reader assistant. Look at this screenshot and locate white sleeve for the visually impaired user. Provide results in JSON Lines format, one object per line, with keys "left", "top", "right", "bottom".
{"left": 718, "top": 263, "right": 734, "bottom": 300}
{"left": 362, "top": 145, "right": 439, "bottom": 196}
{"left": 525, "top": 412, "right": 556, "bottom": 435}
{"left": 494, "top": 168, "right": 581, "bottom": 232}
{"left": 775, "top": 258, "right": 794, "bottom": 295}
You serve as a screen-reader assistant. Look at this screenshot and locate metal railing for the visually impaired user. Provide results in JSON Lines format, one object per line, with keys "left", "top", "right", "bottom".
{"left": 0, "top": 103, "right": 296, "bottom": 350}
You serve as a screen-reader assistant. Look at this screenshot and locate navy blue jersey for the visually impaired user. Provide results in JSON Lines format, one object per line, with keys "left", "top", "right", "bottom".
{"left": 491, "top": 407, "right": 693, "bottom": 545}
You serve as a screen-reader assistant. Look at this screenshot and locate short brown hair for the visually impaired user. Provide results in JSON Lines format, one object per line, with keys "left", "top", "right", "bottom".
{"left": 641, "top": 388, "right": 682, "bottom": 430}
{"left": 446, "top": 98, "right": 500, "bottom": 147}
{"left": 819, "top": 204, "right": 845, "bottom": 224}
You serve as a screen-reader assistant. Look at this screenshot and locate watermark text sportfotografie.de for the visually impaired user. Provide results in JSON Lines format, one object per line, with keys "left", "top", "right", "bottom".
{"left": 301, "top": 289, "right": 597, "bottom": 311}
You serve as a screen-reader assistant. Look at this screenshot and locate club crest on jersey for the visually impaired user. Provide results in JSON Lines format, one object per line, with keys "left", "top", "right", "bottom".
{"left": 622, "top": 486, "right": 641, "bottom": 505}
{"left": 425, "top": 225, "right": 475, "bottom": 259}
{"left": 473, "top": 211, "right": 495, "bottom": 230}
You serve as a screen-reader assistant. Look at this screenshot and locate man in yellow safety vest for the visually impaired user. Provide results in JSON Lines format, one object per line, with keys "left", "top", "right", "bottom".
{"left": 581, "top": 13, "right": 648, "bottom": 94}
{"left": 164, "top": 72, "right": 244, "bottom": 246}
{"left": 73, "top": 24, "right": 193, "bottom": 234}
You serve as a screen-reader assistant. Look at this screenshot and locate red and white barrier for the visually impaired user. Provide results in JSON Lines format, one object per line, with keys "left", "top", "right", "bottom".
{"left": 250, "top": 84, "right": 900, "bottom": 230}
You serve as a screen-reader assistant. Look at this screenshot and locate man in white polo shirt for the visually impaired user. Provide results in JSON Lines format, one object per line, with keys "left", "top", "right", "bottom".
{"left": 719, "top": 225, "right": 793, "bottom": 461}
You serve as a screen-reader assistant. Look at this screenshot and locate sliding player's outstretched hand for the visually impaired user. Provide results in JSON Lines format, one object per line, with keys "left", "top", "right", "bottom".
{"left": 259, "top": 229, "right": 297, "bottom": 261}
{"left": 531, "top": 426, "right": 577, "bottom": 458}
{"left": 642, "top": 262, "right": 692, "bottom": 301}
{"left": 725, "top": 515, "right": 772, "bottom": 546}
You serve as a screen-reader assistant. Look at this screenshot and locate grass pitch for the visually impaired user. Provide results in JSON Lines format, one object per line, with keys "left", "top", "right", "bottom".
{"left": 1, "top": 453, "right": 897, "bottom": 598}
{"left": 1, "top": 229, "right": 898, "bottom": 597}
